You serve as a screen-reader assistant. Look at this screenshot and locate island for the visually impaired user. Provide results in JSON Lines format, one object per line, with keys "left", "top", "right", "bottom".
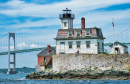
{"left": 26, "top": 68, "right": 130, "bottom": 80}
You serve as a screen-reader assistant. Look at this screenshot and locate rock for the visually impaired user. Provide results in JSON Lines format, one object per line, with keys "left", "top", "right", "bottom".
{"left": 26, "top": 68, "right": 130, "bottom": 80}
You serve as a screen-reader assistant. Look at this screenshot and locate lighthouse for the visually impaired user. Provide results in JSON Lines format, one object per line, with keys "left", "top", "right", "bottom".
{"left": 59, "top": 8, "right": 75, "bottom": 29}
{"left": 55, "top": 8, "right": 105, "bottom": 54}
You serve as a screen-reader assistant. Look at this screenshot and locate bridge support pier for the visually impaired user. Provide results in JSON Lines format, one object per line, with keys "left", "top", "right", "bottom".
{"left": 7, "top": 32, "right": 17, "bottom": 74}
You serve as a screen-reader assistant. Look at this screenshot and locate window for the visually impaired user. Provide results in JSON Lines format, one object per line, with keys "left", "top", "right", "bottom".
{"left": 69, "top": 31, "right": 72, "bottom": 36}
{"left": 68, "top": 42, "right": 73, "bottom": 49}
{"left": 76, "top": 41, "right": 81, "bottom": 48}
{"left": 77, "top": 31, "right": 80, "bottom": 36}
{"left": 86, "top": 41, "right": 90, "bottom": 48}
{"left": 64, "top": 22, "right": 67, "bottom": 27}
{"left": 86, "top": 30, "right": 90, "bottom": 35}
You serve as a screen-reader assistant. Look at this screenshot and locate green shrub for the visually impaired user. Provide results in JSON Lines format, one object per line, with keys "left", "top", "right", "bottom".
{"left": 103, "top": 52, "right": 108, "bottom": 55}
{"left": 89, "top": 66, "right": 91, "bottom": 69}
{"left": 128, "top": 68, "right": 130, "bottom": 71}
{"left": 120, "top": 61, "right": 122, "bottom": 64}
{"left": 94, "top": 67, "right": 98, "bottom": 70}
{"left": 45, "top": 68, "right": 52, "bottom": 70}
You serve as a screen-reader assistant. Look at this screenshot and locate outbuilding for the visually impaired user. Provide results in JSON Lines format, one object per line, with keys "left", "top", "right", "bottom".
{"left": 110, "top": 41, "right": 128, "bottom": 54}
{"left": 35, "top": 45, "right": 56, "bottom": 71}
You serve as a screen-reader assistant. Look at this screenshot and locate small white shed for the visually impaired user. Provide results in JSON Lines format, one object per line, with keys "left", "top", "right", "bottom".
{"left": 110, "top": 41, "right": 128, "bottom": 54}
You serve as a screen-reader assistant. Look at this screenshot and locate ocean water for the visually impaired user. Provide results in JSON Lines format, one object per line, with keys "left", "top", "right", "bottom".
{"left": 0, "top": 73, "right": 130, "bottom": 84}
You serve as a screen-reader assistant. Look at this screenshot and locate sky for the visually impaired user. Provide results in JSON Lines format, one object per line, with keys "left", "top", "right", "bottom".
{"left": 0, "top": 0, "right": 130, "bottom": 68}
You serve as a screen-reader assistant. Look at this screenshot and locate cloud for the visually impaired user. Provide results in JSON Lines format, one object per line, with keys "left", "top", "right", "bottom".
{"left": 16, "top": 42, "right": 28, "bottom": 49}
{"left": 0, "top": 0, "right": 129, "bottom": 30}
{"left": 30, "top": 44, "right": 38, "bottom": 48}
{"left": 0, "top": 0, "right": 130, "bottom": 46}
{"left": 0, "top": 0, "right": 130, "bottom": 17}
{"left": 0, "top": 46, "right": 15, "bottom": 52}
{"left": 2, "top": 8, "right": 130, "bottom": 31}
{"left": 6, "top": 18, "right": 60, "bottom": 29}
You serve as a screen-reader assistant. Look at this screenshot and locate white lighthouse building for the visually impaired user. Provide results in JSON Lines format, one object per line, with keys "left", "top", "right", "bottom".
{"left": 59, "top": 8, "right": 75, "bottom": 29}
{"left": 55, "top": 8, "right": 105, "bottom": 54}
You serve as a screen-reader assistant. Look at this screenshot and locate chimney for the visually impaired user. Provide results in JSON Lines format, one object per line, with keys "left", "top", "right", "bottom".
{"left": 81, "top": 17, "right": 85, "bottom": 28}
{"left": 47, "top": 45, "right": 50, "bottom": 53}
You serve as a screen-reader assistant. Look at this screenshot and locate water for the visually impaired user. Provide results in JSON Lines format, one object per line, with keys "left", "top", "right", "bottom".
{"left": 0, "top": 73, "right": 130, "bottom": 84}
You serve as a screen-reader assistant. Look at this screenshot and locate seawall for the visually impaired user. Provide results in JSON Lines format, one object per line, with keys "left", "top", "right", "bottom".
{"left": 53, "top": 54, "right": 130, "bottom": 72}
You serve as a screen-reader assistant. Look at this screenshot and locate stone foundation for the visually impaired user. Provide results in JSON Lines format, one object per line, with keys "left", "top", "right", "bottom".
{"left": 53, "top": 54, "right": 130, "bottom": 72}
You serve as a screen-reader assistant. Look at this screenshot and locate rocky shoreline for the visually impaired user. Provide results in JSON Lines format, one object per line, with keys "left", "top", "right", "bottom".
{"left": 26, "top": 68, "right": 130, "bottom": 80}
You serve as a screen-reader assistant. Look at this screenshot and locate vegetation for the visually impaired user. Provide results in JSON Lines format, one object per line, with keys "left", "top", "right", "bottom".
{"left": 120, "top": 61, "right": 122, "bottom": 64}
{"left": 128, "top": 68, "right": 130, "bottom": 71}
{"left": 89, "top": 66, "right": 91, "bottom": 69}
{"left": 103, "top": 52, "right": 108, "bottom": 55}
{"left": 111, "top": 65, "right": 114, "bottom": 69}
{"left": 93, "top": 67, "right": 98, "bottom": 70}
{"left": 45, "top": 68, "right": 52, "bottom": 70}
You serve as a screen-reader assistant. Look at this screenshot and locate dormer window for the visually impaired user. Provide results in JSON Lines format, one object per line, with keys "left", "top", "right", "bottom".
{"left": 86, "top": 30, "right": 90, "bottom": 35}
{"left": 77, "top": 31, "right": 80, "bottom": 36}
{"left": 69, "top": 31, "right": 72, "bottom": 36}
{"left": 64, "top": 22, "right": 67, "bottom": 27}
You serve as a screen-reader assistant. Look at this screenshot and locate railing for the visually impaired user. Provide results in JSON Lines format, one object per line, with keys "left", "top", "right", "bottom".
{"left": 59, "top": 14, "right": 75, "bottom": 19}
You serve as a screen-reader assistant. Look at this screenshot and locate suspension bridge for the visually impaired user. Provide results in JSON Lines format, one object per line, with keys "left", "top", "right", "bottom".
{"left": 0, "top": 28, "right": 130, "bottom": 74}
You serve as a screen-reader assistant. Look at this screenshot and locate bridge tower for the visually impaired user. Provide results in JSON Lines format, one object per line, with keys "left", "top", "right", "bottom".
{"left": 7, "top": 32, "right": 17, "bottom": 74}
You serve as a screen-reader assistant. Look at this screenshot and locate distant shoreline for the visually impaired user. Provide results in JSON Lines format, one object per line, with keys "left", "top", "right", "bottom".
{"left": 26, "top": 68, "right": 130, "bottom": 80}
{"left": 0, "top": 67, "right": 35, "bottom": 74}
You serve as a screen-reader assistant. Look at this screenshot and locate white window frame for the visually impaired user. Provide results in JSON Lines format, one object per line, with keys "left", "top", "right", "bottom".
{"left": 86, "top": 30, "right": 90, "bottom": 36}
{"left": 77, "top": 31, "right": 80, "bottom": 36}
{"left": 86, "top": 41, "right": 90, "bottom": 48}
{"left": 68, "top": 42, "right": 73, "bottom": 49}
{"left": 68, "top": 31, "right": 72, "bottom": 37}
{"left": 76, "top": 41, "right": 81, "bottom": 48}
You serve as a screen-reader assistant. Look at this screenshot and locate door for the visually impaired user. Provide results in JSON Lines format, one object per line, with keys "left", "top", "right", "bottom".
{"left": 60, "top": 42, "right": 65, "bottom": 52}
{"left": 115, "top": 48, "right": 119, "bottom": 54}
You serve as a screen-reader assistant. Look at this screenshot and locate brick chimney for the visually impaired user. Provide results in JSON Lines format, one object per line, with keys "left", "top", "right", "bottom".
{"left": 47, "top": 45, "right": 50, "bottom": 53}
{"left": 81, "top": 17, "right": 85, "bottom": 28}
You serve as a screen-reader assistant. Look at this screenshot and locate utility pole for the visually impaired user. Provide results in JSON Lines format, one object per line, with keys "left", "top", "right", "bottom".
{"left": 112, "top": 18, "right": 115, "bottom": 54}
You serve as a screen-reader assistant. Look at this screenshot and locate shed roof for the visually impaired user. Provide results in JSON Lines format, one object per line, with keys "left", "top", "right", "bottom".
{"left": 110, "top": 41, "right": 128, "bottom": 48}
{"left": 37, "top": 46, "right": 56, "bottom": 56}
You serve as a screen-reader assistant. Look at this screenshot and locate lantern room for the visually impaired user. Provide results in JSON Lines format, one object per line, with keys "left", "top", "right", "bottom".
{"left": 59, "top": 8, "right": 75, "bottom": 29}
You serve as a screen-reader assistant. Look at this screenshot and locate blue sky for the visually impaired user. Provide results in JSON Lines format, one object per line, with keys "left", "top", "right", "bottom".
{"left": 0, "top": 0, "right": 130, "bottom": 68}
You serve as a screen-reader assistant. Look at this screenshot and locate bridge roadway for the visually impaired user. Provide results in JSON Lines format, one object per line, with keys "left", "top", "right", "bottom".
{"left": 0, "top": 46, "right": 56, "bottom": 55}
{"left": 0, "top": 43, "right": 130, "bottom": 55}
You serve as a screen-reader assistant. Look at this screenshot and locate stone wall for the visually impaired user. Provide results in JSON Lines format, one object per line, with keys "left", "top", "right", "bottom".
{"left": 53, "top": 54, "right": 130, "bottom": 72}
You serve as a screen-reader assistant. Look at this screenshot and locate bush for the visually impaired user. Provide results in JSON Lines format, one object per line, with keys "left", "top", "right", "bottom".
{"left": 120, "top": 61, "right": 122, "bottom": 64}
{"left": 45, "top": 68, "right": 52, "bottom": 70}
{"left": 89, "top": 66, "right": 91, "bottom": 69}
{"left": 128, "top": 68, "right": 130, "bottom": 71}
{"left": 103, "top": 52, "right": 108, "bottom": 54}
{"left": 93, "top": 67, "right": 98, "bottom": 70}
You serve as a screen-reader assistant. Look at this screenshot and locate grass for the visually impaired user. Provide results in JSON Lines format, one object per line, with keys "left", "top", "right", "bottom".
{"left": 45, "top": 68, "right": 52, "bottom": 70}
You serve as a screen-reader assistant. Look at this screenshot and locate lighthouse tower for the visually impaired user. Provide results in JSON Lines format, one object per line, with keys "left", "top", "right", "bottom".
{"left": 59, "top": 8, "right": 75, "bottom": 29}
